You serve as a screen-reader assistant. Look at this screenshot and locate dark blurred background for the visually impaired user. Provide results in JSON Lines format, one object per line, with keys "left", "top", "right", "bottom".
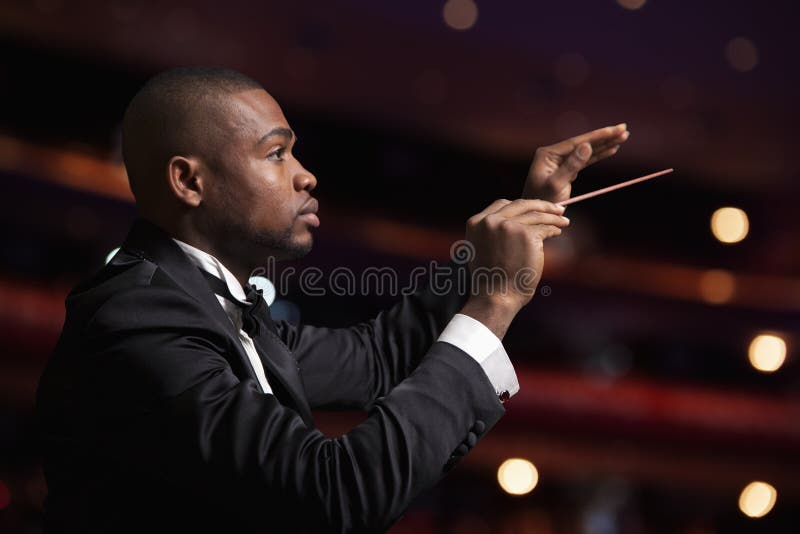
{"left": 1, "top": 0, "right": 799, "bottom": 532}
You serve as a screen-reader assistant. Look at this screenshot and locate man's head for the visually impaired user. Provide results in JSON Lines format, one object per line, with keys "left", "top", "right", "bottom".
{"left": 122, "top": 66, "right": 318, "bottom": 272}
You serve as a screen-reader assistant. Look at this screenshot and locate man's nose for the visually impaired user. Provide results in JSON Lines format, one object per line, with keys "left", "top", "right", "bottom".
{"left": 293, "top": 161, "right": 317, "bottom": 192}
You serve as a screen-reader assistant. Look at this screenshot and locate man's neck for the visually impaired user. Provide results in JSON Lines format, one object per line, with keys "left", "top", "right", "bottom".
{"left": 152, "top": 216, "right": 252, "bottom": 288}
{"left": 182, "top": 238, "right": 251, "bottom": 288}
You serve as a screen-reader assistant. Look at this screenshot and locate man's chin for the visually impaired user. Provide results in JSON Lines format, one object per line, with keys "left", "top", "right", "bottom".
{"left": 246, "top": 229, "right": 313, "bottom": 263}
{"left": 278, "top": 237, "right": 313, "bottom": 261}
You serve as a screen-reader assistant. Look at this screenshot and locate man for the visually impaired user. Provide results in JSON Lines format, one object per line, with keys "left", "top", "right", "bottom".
{"left": 36, "top": 66, "right": 628, "bottom": 532}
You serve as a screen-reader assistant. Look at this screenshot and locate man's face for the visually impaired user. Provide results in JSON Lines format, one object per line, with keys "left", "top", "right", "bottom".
{"left": 199, "top": 89, "right": 319, "bottom": 266}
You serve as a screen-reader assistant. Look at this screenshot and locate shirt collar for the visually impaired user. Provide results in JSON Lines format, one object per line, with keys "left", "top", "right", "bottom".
{"left": 172, "top": 238, "right": 250, "bottom": 305}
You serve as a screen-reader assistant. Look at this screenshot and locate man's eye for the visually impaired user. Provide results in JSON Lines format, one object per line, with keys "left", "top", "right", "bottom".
{"left": 267, "top": 147, "right": 285, "bottom": 161}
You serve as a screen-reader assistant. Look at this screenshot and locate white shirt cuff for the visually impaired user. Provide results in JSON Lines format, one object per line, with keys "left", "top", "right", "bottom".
{"left": 437, "top": 313, "right": 519, "bottom": 399}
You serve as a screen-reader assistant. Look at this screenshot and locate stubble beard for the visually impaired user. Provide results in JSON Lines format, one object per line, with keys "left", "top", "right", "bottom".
{"left": 251, "top": 224, "right": 313, "bottom": 262}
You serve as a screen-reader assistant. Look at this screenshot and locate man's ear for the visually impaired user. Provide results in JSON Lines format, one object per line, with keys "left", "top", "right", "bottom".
{"left": 166, "top": 156, "right": 204, "bottom": 207}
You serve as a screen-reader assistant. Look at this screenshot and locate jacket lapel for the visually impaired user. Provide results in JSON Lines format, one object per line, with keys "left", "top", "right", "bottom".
{"left": 120, "top": 218, "right": 314, "bottom": 427}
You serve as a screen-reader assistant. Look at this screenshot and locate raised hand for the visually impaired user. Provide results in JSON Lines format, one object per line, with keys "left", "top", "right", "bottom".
{"left": 459, "top": 199, "right": 570, "bottom": 338}
{"left": 522, "top": 123, "right": 630, "bottom": 204}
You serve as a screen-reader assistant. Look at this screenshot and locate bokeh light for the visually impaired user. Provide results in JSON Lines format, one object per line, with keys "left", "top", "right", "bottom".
{"left": 617, "top": 0, "right": 647, "bottom": 10}
{"left": 710, "top": 207, "right": 749, "bottom": 244}
{"left": 443, "top": 0, "right": 478, "bottom": 31}
{"left": 748, "top": 334, "right": 787, "bottom": 373}
{"left": 738, "top": 481, "right": 777, "bottom": 518}
{"left": 497, "top": 458, "right": 539, "bottom": 496}
{"left": 725, "top": 37, "right": 759, "bottom": 72}
{"left": 698, "top": 269, "right": 736, "bottom": 304}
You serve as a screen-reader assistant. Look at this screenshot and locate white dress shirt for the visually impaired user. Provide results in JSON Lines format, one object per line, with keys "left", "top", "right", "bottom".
{"left": 437, "top": 314, "right": 519, "bottom": 399}
{"left": 173, "top": 239, "right": 274, "bottom": 395}
{"left": 173, "top": 238, "right": 519, "bottom": 400}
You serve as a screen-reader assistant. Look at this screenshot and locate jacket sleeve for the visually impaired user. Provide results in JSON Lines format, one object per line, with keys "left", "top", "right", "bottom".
{"left": 74, "top": 282, "right": 502, "bottom": 533}
{"left": 279, "top": 260, "right": 472, "bottom": 410}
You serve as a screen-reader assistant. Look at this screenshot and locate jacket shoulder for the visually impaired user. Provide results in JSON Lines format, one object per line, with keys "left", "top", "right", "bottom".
{"left": 41, "top": 250, "right": 230, "bottom": 410}
{"left": 63, "top": 250, "right": 158, "bottom": 325}
{"left": 62, "top": 249, "right": 218, "bottom": 338}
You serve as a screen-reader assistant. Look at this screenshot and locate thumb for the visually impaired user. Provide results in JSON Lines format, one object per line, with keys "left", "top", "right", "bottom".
{"left": 562, "top": 142, "right": 593, "bottom": 175}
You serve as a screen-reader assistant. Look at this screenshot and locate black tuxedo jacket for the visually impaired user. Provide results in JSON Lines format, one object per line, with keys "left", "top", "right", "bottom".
{"left": 35, "top": 218, "right": 506, "bottom": 533}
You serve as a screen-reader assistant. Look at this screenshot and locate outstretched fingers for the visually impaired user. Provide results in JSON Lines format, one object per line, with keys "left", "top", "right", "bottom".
{"left": 587, "top": 130, "right": 629, "bottom": 164}
{"left": 544, "top": 123, "right": 627, "bottom": 155}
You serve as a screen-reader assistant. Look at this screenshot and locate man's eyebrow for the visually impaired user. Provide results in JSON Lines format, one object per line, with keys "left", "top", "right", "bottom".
{"left": 256, "top": 127, "right": 296, "bottom": 146}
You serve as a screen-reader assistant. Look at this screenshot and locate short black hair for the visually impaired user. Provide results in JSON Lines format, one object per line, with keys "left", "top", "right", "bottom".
{"left": 122, "top": 66, "right": 263, "bottom": 203}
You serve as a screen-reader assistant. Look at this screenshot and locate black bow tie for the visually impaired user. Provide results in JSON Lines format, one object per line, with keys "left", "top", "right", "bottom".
{"left": 199, "top": 269, "right": 276, "bottom": 337}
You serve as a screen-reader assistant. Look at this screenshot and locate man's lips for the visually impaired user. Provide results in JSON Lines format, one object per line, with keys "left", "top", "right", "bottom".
{"left": 298, "top": 198, "right": 320, "bottom": 227}
{"left": 298, "top": 198, "right": 319, "bottom": 215}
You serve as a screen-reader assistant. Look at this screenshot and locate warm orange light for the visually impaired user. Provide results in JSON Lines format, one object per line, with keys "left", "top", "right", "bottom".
{"left": 710, "top": 207, "right": 749, "bottom": 243}
{"left": 497, "top": 458, "right": 539, "bottom": 495}
{"left": 698, "top": 269, "right": 736, "bottom": 304}
{"left": 725, "top": 37, "right": 759, "bottom": 72}
{"left": 617, "top": 0, "right": 647, "bottom": 9}
{"left": 748, "top": 334, "right": 787, "bottom": 373}
{"left": 739, "top": 481, "right": 777, "bottom": 518}
{"left": 443, "top": 0, "right": 478, "bottom": 31}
